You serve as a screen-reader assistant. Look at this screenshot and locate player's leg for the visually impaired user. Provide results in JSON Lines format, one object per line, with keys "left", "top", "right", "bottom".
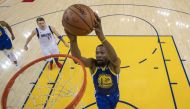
{"left": 50, "top": 44, "right": 62, "bottom": 68}
{"left": 2, "top": 38, "right": 18, "bottom": 66}
{"left": 3, "top": 49, "right": 18, "bottom": 65}
{"left": 41, "top": 47, "right": 55, "bottom": 83}
{"left": 41, "top": 47, "right": 53, "bottom": 70}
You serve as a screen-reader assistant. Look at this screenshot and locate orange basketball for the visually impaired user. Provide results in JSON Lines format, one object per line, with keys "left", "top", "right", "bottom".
{"left": 62, "top": 4, "right": 96, "bottom": 36}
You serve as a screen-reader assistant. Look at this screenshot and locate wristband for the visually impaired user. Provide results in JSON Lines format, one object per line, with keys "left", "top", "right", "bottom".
{"left": 101, "top": 38, "right": 106, "bottom": 43}
{"left": 58, "top": 35, "right": 62, "bottom": 40}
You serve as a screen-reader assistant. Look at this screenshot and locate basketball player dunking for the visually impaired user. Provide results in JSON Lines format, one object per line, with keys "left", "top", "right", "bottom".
{"left": 65, "top": 13, "right": 121, "bottom": 109}
{"left": 24, "top": 17, "right": 69, "bottom": 70}
{"left": 0, "top": 21, "right": 18, "bottom": 66}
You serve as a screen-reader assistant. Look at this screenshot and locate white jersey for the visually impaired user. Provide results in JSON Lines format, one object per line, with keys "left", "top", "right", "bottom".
{"left": 36, "top": 26, "right": 56, "bottom": 48}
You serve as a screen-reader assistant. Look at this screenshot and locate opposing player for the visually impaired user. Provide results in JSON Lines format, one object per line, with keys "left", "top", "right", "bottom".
{"left": 0, "top": 21, "right": 18, "bottom": 66}
{"left": 65, "top": 13, "right": 121, "bottom": 109}
{"left": 24, "top": 17, "right": 69, "bottom": 70}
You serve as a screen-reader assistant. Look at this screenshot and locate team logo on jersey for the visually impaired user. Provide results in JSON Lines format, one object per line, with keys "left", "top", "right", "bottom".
{"left": 98, "top": 74, "right": 113, "bottom": 88}
{"left": 41, "top": 33, "right": 51, "bottom": 40}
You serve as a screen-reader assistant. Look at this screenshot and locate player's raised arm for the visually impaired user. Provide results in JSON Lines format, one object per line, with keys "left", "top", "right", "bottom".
{"left": 65, "top": 30, "right": 94, "bottom": 68}
{"left": 94, "top": 13, "right": 121, "bottom": 67}
{"left": 24, "top": 30, "right": 36, "bottom": 50}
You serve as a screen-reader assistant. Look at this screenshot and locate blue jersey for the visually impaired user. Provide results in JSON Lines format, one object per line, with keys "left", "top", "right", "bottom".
{"left": 0, "top": 25, "right": 12, "bottom": 50}
{"left": 0, "top": 25, "right": 9, "bottom": 41}
{"left": 92, "top": 63, "right": 119, "bottom": 95}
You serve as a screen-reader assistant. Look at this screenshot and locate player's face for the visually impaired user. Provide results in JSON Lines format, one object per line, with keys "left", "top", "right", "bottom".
{"left": 96, "top": 46, "right": 107, "bottom": 66}
{"left": 37, "top": 20, "right": 46, "bottom": 29}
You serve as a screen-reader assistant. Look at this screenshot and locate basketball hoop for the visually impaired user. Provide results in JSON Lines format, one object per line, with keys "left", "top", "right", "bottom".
{"left": 1, "top": 54, "right": 87, "bottom": 109}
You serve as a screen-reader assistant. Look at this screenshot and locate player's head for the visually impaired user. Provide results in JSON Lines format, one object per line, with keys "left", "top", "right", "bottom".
{"left": 36, "top": 17, "right": 46, "bottom": 29}
{"left": 96, "top": 44, "right": 108, "bottom": 66}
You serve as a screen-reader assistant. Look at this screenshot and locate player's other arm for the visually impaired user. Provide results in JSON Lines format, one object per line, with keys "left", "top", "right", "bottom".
{"left": 0, "top": 21, "right": 15, "bottom": 40}
{"left": 65, "top": 30, "right": 94, "bottom": 68}
{"left": 24, "top": 30, "right": 36, "bottom": 50}
{"left": 94, "top": 13, "right": 121, "bottom": 67}
{"left": 50, "top": 26, "right": 69, "bottom": 47}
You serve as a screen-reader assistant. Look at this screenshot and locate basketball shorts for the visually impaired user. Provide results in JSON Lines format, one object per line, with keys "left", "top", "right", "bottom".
{"left": 95, "top": 92, "right": 119, "bottom": 109}
{"left": 0, "top": 38, "right": 12, "bottom": 50}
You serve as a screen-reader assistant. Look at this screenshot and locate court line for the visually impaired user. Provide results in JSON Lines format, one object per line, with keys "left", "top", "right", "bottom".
{"left": 76, "top": 35, "right": 172, "bottom": 37}
{"left": 10, "top": 10, "right": 65, "bottom": 27}
{"left": 152, "top": 48, "right": 157, "bottom": 54}
{"left": 119, "top": 100, "right": 138, "bottom": 109}
{"left": 100, "top": 14, "right": 162, "bottom": 43}
{"left": 171, "top": 35, "right": 190, "bottom": 86}
{"left": 43, "top": 49, "right": 71, "bottom": 108}
{"left": 120, "top": 65, "right": 130, "bottom": 69}
{"left": 181, "top": 59, "right": 186, "bottom": 61}
{"left": 82, "top": 100, "right": 138, "bottom": 109}
{"left": 171, "top": 82, "right": 178, "bottom": 85}
{"left": 165, "top": 59, "right": 171, "bottom": 61}
{"left": 159, "top": 37, "right": 177, "bottom": 108}
{"left": 160, "top": 42, "right": 166, "bottom": 44}
{"left": 9, "top": 3, "right": 190, "bottom": 27}
{"left": 90, "top": 4, "right": 190, "bottom": 16}
{"left": 139, "top": 58, "right": 147, "bottom": 64}
{"left": 0, "top": 6, "right": 10, "bottom": 8}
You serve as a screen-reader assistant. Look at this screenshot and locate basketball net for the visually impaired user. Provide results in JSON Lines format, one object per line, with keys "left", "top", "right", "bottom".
{"left": 1, "top": 54, "right": 87, "bottom": 109}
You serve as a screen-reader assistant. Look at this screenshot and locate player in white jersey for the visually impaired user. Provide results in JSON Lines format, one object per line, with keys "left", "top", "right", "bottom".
{"left": 24, "top": 17, "right": 69, "bottom": 70}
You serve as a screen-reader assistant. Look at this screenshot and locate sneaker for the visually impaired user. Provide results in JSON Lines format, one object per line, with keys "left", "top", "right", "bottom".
{"left": 15, "top": 64, "right": 21, "bottom": 70}
{"left": 56, "top": 62, "right": 62, "bottom": 69}
{"left": 49, "top": 62, "right": 53, "bottom": 70}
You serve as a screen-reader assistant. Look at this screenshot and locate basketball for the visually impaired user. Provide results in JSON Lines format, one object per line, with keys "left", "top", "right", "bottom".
{"left": 62, "top": 4, "right": 96, "bottom": 36}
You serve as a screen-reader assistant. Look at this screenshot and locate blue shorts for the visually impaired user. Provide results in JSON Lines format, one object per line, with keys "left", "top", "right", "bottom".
{"left": 95, "top": 92, "right": 119, "bottom": 109}
{"left": 0, "top": 38, "right": 12, "bottom": 50}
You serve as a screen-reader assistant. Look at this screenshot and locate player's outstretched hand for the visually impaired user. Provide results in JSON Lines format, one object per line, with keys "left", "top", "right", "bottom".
{"left": 94, "top": 12, "right": 103, "bottom": 37}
